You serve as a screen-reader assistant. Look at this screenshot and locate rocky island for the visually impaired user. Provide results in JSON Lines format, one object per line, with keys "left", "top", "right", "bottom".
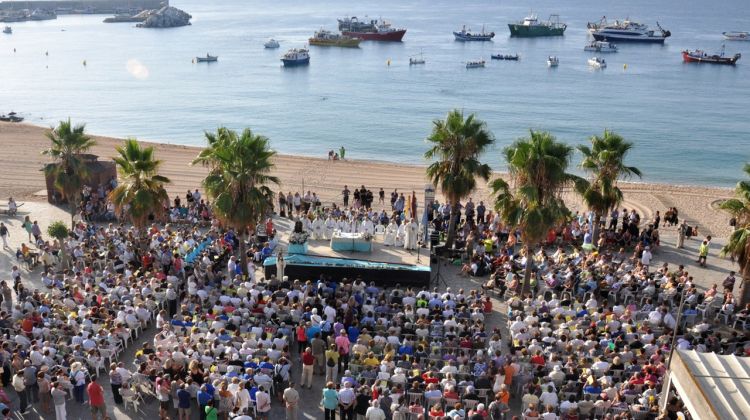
{"left": 135, "top": 5, "right": 191, "bottom": 28}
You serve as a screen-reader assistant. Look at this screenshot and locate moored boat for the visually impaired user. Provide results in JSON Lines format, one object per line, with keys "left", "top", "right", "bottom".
{"left": 281, "top": 48, "right": 310, "bottom": 66}
{"left": 0, "top": 112, "right": 23, "bottom": 122}
{"left": 465, "top": 59, "right": 485, "bottom": 69}
{"left": 453, "top": 25, "right": 495, "bottom": 41}
{"left": 409, "top": 52, "right": 426, "bottom": 65}
{"left": 508, "top": 14, "right": 566, "bottom": 37}
{"left": 264, "top": 38, "right": 280, "bottom": 49}
{"left": 723, "top": 31, "right": 749, "bottom": 41}
{"left": 491, "top": 54, "right": 519, "bottom": 60}
{"left": 338, "top": 16, "right": 406, "bottom": 42}
{"left": 584, "top": 41, "right": 617, "bottom": 53}
{"left": 591, "top": 20, "right": 670, "bottom": 43}
{"left": 196, "top": 54, "right": 218, "bottom": 63}
{"left": 588, "top": 57, "right": 606, "bottom": 68}
{"left": 2, "top": 26, "right": 11, "bottom": 34}
{"left": 547, "top": 56, "right": 559, "bottom": 67}
{"left": 309, "top": 29, "right": 360, "bottom": 48}
{"left": 682, "top": 46, "right": 741, "bottom": 65}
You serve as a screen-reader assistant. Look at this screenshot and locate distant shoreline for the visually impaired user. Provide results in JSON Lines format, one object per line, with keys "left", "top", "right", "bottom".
{"left": 0, "top": 120, "right": 735, "bottom": 237}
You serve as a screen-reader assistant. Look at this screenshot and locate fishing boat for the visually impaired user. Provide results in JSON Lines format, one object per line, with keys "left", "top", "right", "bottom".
{"left": 584, "top": 41, "right": 617, "bottom": 53}
{"left": 309, "top": 29, "right": 361, "bottom": 48}
{"left": 591, "top": 19, "right": 671, "bottom": 43}
{"left": 338, "top": 16, "right": 406, "bottom": 42}
{"left": 588, "top": 57, "right": 607, "bottom": 69}
{"left": 281, "top": 48, "right": 310, "bottom": 66}
{"left": 682, "top": 46, "right": 741, "bottom": 65}
{"left": 491, "top": 53, "right": 519, "bottom": 60}
{"left": 547, "top": 56, "right": 559, "bottom": 67}
{"left": 409, "top": 52, "right": 426, "bottom": 65}
{"left": 196, "top": 54, "right": 218, "bottom": 63}
{"left": 0, "top": 112, "right": 23, "bottom": 122}
{"left": 723, "top": 31, "right": 749, "bottom": 41}
{"left": 508, "top": 14, "right": 566, "bottom": 37}
{"left": 465, "top": 59, "right": 485, "bottom": 69}
{"left": 2, "top": 26, "right": 11, "bottom": 34}
{"left": 264, "top": 38, "right": 280, "bottom": 49}
{"left": 453, "top": 25, "right": 495, "bottom": 41}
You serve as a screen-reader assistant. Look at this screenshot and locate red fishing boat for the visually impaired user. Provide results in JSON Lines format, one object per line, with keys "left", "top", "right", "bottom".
{"left": 682, "top": 46, "right": 741, "bottom": 65}
{"left": 338, "top": 16, "right": 406, "bottom": 42}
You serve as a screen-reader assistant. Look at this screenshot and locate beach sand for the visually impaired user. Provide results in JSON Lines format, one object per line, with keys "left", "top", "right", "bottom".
{"left": 0, "top": 121, "right": 735, "bottom": 237}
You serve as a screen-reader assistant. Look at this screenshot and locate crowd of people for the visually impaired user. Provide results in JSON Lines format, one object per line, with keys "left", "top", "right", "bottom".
{"left": 1, "top": 182, "right": 748, "bottom": 420}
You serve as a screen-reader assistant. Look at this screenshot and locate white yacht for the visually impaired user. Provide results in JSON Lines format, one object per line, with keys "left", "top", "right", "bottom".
{"left": 264, "top": 38, "right": 280, "bottom": 49}
{"left": 588, "top": 57, "right": 607, "bottom": 69}
{"left": 547, "top": 56, "right": 559, "bottom": 67}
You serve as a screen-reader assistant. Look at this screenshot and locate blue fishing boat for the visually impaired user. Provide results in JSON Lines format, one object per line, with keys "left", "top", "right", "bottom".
{"left": 454, "top": 25, "right": 495, "bottom": 41}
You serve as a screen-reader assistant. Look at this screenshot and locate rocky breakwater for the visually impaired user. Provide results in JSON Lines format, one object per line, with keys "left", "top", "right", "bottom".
{"left": 136, "top": 5, "right": 191, "bottom": 28}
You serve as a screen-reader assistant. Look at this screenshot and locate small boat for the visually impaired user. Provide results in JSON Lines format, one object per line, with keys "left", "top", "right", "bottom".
{"left": 508, "top": 14, "right": 566, "bottom": 37}
{"left": 309, "top": 29, "right": 361, "bottom": 48}
{"left": 281, "top": 48, "right": 310, "bottom": 66}
{"left": 2, "top": 26, "right": 11, "bottom": 34}
{"left": 409, "top": 52, "right": 425, "bottom": 65}
{"left": 682, "top": 46, "right": 741, "bottom": 65}
{"left": 547, "top": 56, "right": 559, "bottom": 67}
{"left": 584, "top": 41, "right": 618, "bottom": 53}
{"left": 454, "top": 25, "right": 495, "bottom": 41}
{"left": 0, "top": 112, "right": 23, "bottom": 122}
{"left": 588, "top": 57, "right": 607, "bottom": 69}
{"left": 196, "top": 54, "right": 218, "bottom": 63}
{"left": 723, "top": 31, "right": 750, "bottom": 41}
{"left": 491, "top": 54, "right": 519, "bottom": 60}
{"left": 264, "top": 38, "right": 280, "bottom": 49}
{"left": 465, "top": 59, "right": 485, "bottom": 69}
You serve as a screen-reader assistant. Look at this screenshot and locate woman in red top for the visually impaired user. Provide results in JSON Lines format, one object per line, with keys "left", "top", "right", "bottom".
{"left": 530, "top": 350, "right": 546, "bottom": 366}
{"left": 429, "top": 403, "right": 445, "bottom": 419}
{"left": 296, "top": 323, "right": 308, "bottom": 355}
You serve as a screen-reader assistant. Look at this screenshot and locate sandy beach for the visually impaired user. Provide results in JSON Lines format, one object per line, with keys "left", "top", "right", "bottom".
{"left": 0, "top": 121, "right": 735, "bottom": 237}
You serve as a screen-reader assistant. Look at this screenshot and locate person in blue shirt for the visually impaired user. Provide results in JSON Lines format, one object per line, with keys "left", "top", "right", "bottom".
{"left": 347, "top": 324, "right": 360, "bottom": 344}
{"left": 306, "top": 323, "right": 321, "bottom": 342}
{"left": 177, "top": 383, "right": 192, "bottom": 419}
{"left": 197, "top": 385, "right": 213, "bottom": 420}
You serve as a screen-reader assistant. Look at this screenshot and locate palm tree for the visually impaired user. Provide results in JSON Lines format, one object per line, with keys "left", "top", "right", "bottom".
{"left": 194, "top": 127, "right": 279, "bottom": 270}
{"left": 42, "top": 119, "right": 97, "bottom": 227}
{"left": 425, "top": 110, "right": 494, "bottom": 248}
{"left": 108, "top": 139, "right": 171, "bottom": 231}
{"left": 720, "top": 163, "right": 750, "bottom": 308}
{"left": 491, "top": 130, "right": 585, "bottom": 295}
{"left": 577, "top": 130, "right": 642, "bottom": 245}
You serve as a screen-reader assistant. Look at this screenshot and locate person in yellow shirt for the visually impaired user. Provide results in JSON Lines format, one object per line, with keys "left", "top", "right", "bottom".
{"left": 363, "top": 352, "right": 380, "bottom": 367}
{"left": 324, "top": 344, "right": 339, "bottom": 383}
{"left": 697, "top": 239, "right": 709, "bottom": 267}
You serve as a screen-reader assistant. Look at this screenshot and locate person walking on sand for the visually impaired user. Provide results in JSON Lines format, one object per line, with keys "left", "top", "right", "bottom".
{"left": 0, "top": 222, "right": 9, "bottom": 250}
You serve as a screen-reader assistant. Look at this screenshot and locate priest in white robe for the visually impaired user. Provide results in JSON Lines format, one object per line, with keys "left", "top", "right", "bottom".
{"left": 302, "top": 216, "right": 313, "bottom": 233}
{"left": 340, "top": 217, "right": 351, "bottom": 233}
{"left": 404, "top": 218, "right": 419, "bottom": 250}
{"left": 395, "top": 223, "right": 406, "bottom": 247}
{"left": 324, "top": 216, "right": 336, "bottom": 239}
{"left": 383, "top": 220, "right": 397, "bottom": 246}
{"left": 312, "top": 216, "right": 325, "bottom": 240}
{"left": 362, "top": 218, "right": 375, "bottom": 235}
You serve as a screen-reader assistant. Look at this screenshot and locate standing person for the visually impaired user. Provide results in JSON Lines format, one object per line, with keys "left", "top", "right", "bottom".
{"left": 322, "top": 382, "right": 339, "bottom": 420}
{"left": 295, "top": 323, "right": 308, "bottom": 356}
{"left": 38, "top": 371, "right": 51, "bottom": 414}
{"left": 205, "top": 400, "right": 219, "bottom": 420}
{"left": 23, "top": 360, "right": 39, "bottom": 405}
{"left": 177, "top": 383, "right": 192, "bottom": 420}
{"left": 339, "top": 146, "right": 346, "bottom": 160}
{"left": 698, "top": 239, "right": 709, "bottom": 267}
{"left": 0, "top": 281, "right": 11, "bottom": 313}
{"left": 156, "top": 374, "right": 172, "bottom": 420}
{"left": 342, "top": 186, "right": 351, "bottom": 208}
{"left": 12, "top": 370, "right": 27, "bottom": 414}
{"left": 278, "top": 190, "right": 287, "bottom": 218}
{"left": 197, "top": 385, "right": 213, "bottom": 420}
{"left": 51, "top": 381, "right": 68, "bottom": 420}
{"left": 654, "top": 210, "right": 661, "bottom": 229}
{"left": 325, "top": 344, "right": 339, "bottom": 383}
{"left": 22, "top": 216, "right": 33, "bottom": 242}
{"left": 31, "top": 221, "right": 42, "bottom": 242}
{"left": 286, "top": 192, "right": 294, "bottom": 216}
{"left": 311, "top": 333, "right": 327, "bottom": 375}
{"left": 282, "top": 381, "right": 300, "bottom": 420}
{"left": 0, "top": 222, "right": 9, "bottom": 250}
{"left": 70, "top": 362, "right": 87, "bottom": 404}
{"left": 255, "top": 385, "right": 271, "bottom": 420}
{"left": 335, "top": 330, "right": 351, "bottom": 373}
{"left": 300, "top": 348, "right": 315, "bottom": 389}
{"left": 86, "top": 375, "right": 107, "bottom": 420}
{"left": 338, "top": 381, "right": 356, "bottom": 420}
{"left": 724, "top": 271, "right": 737, "bottom": 293}
{"left": 366, "top": 400, "right": 386, "bottom": 420}
{"left": 677, "top": 220, "right": 687, "bottom": 249}
{"left": 109, "top": 363, "right": 123, "bottom": 405}
{"left": 378, "top": 188, "right": 385, "bottom": 205}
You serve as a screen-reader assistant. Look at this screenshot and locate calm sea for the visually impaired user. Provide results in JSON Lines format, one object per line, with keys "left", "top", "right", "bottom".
{"left": 1, "top": 0, "right": 748, "bottom": 187}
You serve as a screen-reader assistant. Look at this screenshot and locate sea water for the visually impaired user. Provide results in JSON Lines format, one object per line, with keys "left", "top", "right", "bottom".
{"left": 1, "top": 0, "right": 749, "bottom": 187}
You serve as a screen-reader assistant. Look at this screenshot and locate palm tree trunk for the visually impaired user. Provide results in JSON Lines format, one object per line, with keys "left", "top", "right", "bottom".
{"left": 520, "top": 244, "right": 533, "bottom": 296}
{"left": 591, "top": 213, "right": 602, "bottom": 247}
{"left": 69, "top": 195, "right": 78, "bottom": 228}
{"left": 739, "top": 275, "right": 750, "bottom": 309}
{"left": 445, "top": 201, "right": 460, "bottom": 248}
